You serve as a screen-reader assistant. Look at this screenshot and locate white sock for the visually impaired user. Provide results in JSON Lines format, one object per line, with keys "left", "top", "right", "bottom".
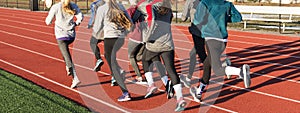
{"left": 173, "top": 84, "right": 183, "bottom": 101}
{"left": 161, "top": 75, "right": 168, "bottom": 86}
{"left": 186, "top": 77, "right": 191, "bottom": 82}
{"left": 145, "top": 72, "right": 154, "bottom": 86}
{"left": 225, "top": 66, "right": 241, "bottom": 76}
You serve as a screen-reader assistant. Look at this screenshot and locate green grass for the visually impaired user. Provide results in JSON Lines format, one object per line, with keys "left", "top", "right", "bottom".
{"left": 0, "top": 69, "right": 91, "bottom": 113}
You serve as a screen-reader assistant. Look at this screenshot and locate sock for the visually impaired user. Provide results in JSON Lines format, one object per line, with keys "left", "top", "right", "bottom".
{"left": 186, "top": 77, "right": 191, "bottom": 82}
{"left": 197, "top": 82, "right": 206, "bottom": 94}
{"left": 173, "top": 84, "right": 183, "bottom": 101}
{"left": 145, "top": 72, "right": 154, "bottom": 87}
{"left": 161, "top": 75, "right": 168, "bottom": 86}
{"left": 225, "top": 66, "right": 241, "bottom": 77}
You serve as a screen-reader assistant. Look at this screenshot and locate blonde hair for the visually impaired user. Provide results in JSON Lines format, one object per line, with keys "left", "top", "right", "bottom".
{"left": 62, "top": 0, "right": 75, "bottom": 15}
{"left": 107, "top": 0, "right": 132, "bottom": 30}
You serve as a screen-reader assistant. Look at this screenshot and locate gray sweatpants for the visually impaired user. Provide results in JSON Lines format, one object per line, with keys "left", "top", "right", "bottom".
{"left": 201, "top": 39, "right": 227, "bottom": 84}
{"left": 57, "top": 39, "right": 74, "bottom": 68}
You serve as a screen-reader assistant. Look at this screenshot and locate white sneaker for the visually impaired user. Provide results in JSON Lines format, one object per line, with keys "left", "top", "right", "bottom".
{"left": 71, "top": 78, "right": 81, "bottom": 88}
{"left": 242, "top": 64, "right": 251, "bottom": 88}
{"left": 189, "top": 86, "right": 201, "bottom": 102}
{"left": 175, "top": 98, "right": 186, "bottom": 112}
{"left": 144, "top": 85, "right": 158, "bottom": 98}
{"left": 179, "top": 74, "right": 191, "bottom": 88}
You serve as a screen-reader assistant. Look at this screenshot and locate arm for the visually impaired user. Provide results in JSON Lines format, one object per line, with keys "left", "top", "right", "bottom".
{"left": 45, "top": 4, "right": 57, "bottom": 25}
{"left": 93, "top": 5, "right": 105, "bottom": 35}
{"left": 181, "top": 0, "right": 192, "bottom": 22}
{"left": 229, "top": 2, "right": 242, "bottom": 23}
{"left": 193, "top": 1, "right": 208, "bottom": 27}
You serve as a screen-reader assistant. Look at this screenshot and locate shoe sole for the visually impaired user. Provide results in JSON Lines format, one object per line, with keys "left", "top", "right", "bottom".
{"left": 118, "top": 97, "right": 131, "bottom": 102}
{"left": 243, "top": 64, "right": 251, "bottom": 88}
{"left": 144, "top": 87, "right": 157, "bottom": 98}
{"left": 175, "top": 101, "right": 187, "bottom": 112}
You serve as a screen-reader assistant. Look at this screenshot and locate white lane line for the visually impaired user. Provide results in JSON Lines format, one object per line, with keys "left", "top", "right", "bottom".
{"left": 209, "top": 80, "right": 300, "bottom": 104}
{"left": 0, "top": 59, "right": 130, "bottom": 113}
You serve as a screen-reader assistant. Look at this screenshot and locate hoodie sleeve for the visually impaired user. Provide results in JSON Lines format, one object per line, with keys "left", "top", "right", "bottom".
{"left": 45, "top": 4, "right": 57, "bottom": 25}
{"left": 193, "top": 1, "right": 208, "bottom": 27}
{"left": 181, "top": 0, "right": 192, "bottom": 21}
{"left": 92, "top": 5, "right": 106, "bottom": 36}
{"left": 229, "top": 2, "right": 242, "bottom": 23}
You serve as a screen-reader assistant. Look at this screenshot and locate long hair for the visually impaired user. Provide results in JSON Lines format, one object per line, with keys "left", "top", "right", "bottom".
{"left": 62, "top": 0, "right": 75, "bottom": 15}
{"left": 157, "top": 0, "right": 172, "bottom": 15}
{"left": 107, "top": 0, "right": 132, "bottom": 30}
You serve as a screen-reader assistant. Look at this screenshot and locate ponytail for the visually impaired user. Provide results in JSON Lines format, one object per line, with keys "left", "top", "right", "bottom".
{"left": 62, "top": 0, "right": 75, "bottom": 15}
{"left": 107, "top": 0, "right": 132, "bottom": 30}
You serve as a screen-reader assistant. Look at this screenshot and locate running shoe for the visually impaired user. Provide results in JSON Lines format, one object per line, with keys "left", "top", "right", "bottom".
{"left": 118, "top": 92, "right": 131, "bottom": 102}
{"left": 241, "top": 64, "right": 251, "bottom": 88}
{"left": 144, "top": 85, "right": 157, "bottom": 98}
{"left": 189, "top": 86, "right": 201, "bottom": 102}
{"left": 175, "top": 99, "right": 187, "bottom": 112}
{"left": 166, "top": 80, "right": 174, "bottom": 99}
{"left": 179, "top": 74, "right": 191, "bottom": 88}
{"left": 111, "top": 77, "right": 118, "bottom": 86}
{"left": 93, "top": 59, "right": 104, "bottom": 72}
{"left": 70, "top": 78, "right": 81, "bottom": 88}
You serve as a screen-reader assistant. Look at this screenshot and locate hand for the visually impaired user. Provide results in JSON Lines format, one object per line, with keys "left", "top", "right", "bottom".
{"left": 87, "top": 24, "right": 92, "bottom": 29}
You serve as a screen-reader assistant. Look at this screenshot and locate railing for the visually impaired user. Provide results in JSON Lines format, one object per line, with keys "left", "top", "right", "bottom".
{"left": 0, "top": 0, "right": 92, "bottom": 13}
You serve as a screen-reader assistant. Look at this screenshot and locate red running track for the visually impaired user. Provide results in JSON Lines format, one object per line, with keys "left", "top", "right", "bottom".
{"left": 0, "top": 7, "right": 299, "bottom": 113}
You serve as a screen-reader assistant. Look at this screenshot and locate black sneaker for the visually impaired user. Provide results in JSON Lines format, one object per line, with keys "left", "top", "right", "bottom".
{"left": 93, "top": 59, "right": 104, "bottom": 72}
{"left": 166, "top": 80, "right": 174, "bottom": 99}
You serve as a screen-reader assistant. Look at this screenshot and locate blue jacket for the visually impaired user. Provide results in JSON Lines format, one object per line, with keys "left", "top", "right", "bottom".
{"left": 193, "top": 0, "right": 242, "bottom": 39}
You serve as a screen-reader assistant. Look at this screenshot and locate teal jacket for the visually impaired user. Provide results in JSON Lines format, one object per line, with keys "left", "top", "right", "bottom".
{"left": 193, "top": 0, "right": 242, "bottom": 39}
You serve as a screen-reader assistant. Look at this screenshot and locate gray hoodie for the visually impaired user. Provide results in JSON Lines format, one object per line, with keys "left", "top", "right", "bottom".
{"left": 45, "top": 2, "right": 83, "bottom": 39}
{"left": 145, "top": 3, "right": 174, "bottom": 52}
{"left": 92, "top": 3, "right": 131, "bottom": 39}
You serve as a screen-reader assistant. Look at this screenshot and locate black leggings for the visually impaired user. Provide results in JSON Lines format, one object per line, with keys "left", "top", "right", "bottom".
{"left": 142, "top": 49, "right": 180, "bottom": 85}
{"left": 188, "top": 34, "right": 207, "bottom": 78}
{"left": 104, "top": 38, "right": 128, "bottom": 93}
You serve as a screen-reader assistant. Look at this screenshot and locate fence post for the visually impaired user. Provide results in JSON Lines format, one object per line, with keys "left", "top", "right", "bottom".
{"left": 175, "top": 0, "right": 178, "bottom": 23}
{"left": 86, "top": 0, "right": 88, "bottom": 14}
{"left": 6, "top": 0, "right": 8, "bottom": 7}
{"left": 279, "top": 0, "right": 282, "bottom": 33}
